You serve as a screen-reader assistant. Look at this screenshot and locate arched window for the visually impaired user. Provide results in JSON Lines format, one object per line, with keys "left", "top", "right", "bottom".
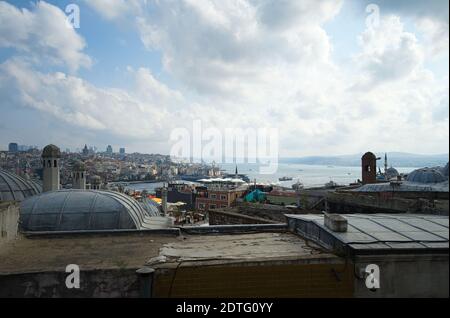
{"left": 54, "top": 160, "right": 57, "bottom": 167}
{"left": 81, "top": 172, "right": 84, "bottom": 179}
{"left": 47, "top": 160, "right": 51, "bottom": 168}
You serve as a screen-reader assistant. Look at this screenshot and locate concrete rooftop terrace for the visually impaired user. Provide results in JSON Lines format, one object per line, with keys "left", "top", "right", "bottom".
{"left": 0, "top": 229, "right": 337, "bottom": 275}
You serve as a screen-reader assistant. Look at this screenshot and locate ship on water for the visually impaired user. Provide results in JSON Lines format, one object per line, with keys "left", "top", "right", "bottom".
{"left": 279, "top": 176, "right": 293, "bottom": 181}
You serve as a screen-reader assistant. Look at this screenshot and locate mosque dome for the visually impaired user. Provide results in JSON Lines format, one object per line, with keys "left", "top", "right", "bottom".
{"left": 0, "top": 169, "right": 42, "bottom": 202}
{"left": 42, "top": 144, "right": 61, "bottom": 158}
{"left": 386, "top": 167, "right": 399, "bottom": 180}
{"left": 20, "top": 190, "right": 150, "bottom": 232}
{"left": 406, "top": 168, "right": 446, "bottom": 184}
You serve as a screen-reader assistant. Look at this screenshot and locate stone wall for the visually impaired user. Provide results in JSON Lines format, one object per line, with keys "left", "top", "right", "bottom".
{"left": 327, "top": 192, "right": 449, "bottom": 215}
{"left": 0, "top": 269, "right": 142, "bottom": 298}
{"left": 208, "top": 209, "right": 274, "bottom": 225}
{"left": 353, "top": 254, "right": 449, "bottom": 298}
{"left": 237, "top": 204, "right": 297, "bottom": 222}
{"left": 152, "top": 260, "right": 354, "bottom": 298}
{"left": 0, "top": 202, "right": 19, "bottom": 247}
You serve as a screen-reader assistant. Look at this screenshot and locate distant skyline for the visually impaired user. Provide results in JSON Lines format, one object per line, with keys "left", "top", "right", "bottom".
{"left": 0, "top": 0, "right": 449, "bottom": 156}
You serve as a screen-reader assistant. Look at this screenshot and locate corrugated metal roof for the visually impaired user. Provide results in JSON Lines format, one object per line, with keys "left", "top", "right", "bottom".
{"left": 286, "top": 213, "right": 449, "bottom": 255}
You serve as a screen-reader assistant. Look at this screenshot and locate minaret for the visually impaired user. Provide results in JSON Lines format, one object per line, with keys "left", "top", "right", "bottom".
{"left": 361, "top": 152, "right": 377, "bottom": 185}
{"left": 72, "top": 160, "right": 86, "bottom": 190}
{"left": 42, "top": 144, "right": 61, "bottom": 192}
{"left": 235, "top": 165, "right": 238, "bottom": 178}
{"left": 384, "top": 153, "right": 388, "bottom": 176}
{"left": 91, "top": 175, "right": 101, "bottom": 190}
{"left": 161, "top": 184, "right": 168, "bottom": 215}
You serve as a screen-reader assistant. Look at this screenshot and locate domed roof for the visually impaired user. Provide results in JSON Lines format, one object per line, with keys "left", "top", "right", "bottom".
{"left": 72, "top": 160, "right": 86, "bottom": 171}
{"left": 20, "top": 190, "right": 150, "bottom": 232}
{"left": 0, "top": 169, "right": 42, "bottom": 202}
{"left": 386, "top": 167, "right": 399, "bottom": 179}
{"left": 406, "top": 168, "right": 446, "bottom": 184}
{"left": 362, "top": 152, "right": 377, "bottom": 160}
{"left": 42, "top": 144, "right": 61, "bottom": 158}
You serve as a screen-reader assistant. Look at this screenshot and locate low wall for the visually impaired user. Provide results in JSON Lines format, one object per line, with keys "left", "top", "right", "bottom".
{"left": 152, "top": 259, "right": 354, "bottom": 298}
{"left": 208, "top": 209, "right": 275, "bottom": 225}
{"left": 327, "top": 192, "right": 449, "bottom": 215}
{"left": 0, "top": 269, "right": 141, "bottom": 298}
{"left": 353, "top": 254, "right": 449, "bottom": 298}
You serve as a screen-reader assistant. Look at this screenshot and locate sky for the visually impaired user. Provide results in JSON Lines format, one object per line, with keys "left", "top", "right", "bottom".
{"left": 0, "top": 0, "right": 448, "bottom": 157}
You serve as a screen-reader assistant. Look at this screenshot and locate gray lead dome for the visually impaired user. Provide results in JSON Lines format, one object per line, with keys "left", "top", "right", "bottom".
{"left": 0, "top": 169, "right": 42, "bottom": 202}
{"left": 406, "top": 168, "right": 446, "bottom": 184}
{"left": 20, "top": 189, "right": 150, "bottom": 232}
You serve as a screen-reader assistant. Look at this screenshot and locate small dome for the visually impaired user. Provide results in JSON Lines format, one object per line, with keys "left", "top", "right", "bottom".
{"left": 72, "top": 160, "right": 86, "bottom": 171}
{"left": 362, "top": 152, "right": 377, "bottom": 160}
{"left": 20, "top": 190, "right": 150, "bottom": 232}
{"left": 386, "top": 167, "right": 399, "bottom": 180}
{"left": 0, "top": 169, "right": 42, "bottom": 202}
{"left": 42, "top": 144, "right": 61, "bottom": 158}
{"left": 406, "top": 168, "right": 446, "bottom": 184}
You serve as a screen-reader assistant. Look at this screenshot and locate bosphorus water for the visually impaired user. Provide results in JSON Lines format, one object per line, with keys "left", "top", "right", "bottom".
{"left": 220, "top": 163, "right": 414, "bottom": 188}
{"left": 126, "top": 163, "right": 415, "bottom": 192}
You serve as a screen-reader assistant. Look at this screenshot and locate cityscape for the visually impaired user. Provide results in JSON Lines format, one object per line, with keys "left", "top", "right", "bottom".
{"left": 0, "top": 0, "right": 449, "bottom": 305}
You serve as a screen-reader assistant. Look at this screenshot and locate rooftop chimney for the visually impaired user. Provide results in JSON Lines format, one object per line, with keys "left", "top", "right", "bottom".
{"left": 324, "top": 213, "right": 348, "bottom": 232}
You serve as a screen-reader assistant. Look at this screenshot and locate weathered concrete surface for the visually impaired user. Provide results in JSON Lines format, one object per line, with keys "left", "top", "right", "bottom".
{"left": 0, "top": 231, "right": 350, "bottom": 298}
{"left": 0, "top": 202, "right": 19, "bottom": 247}
{"left": 0, "top": 233, "right": 177, "bottom": 274}
{"left": 353, "top": 254, "right": 449, "bottom": 298}
{"left": 148, "top": 232, "right": 352, "bottom": 298}
{"left": 153, "top": 232, "right": 327, "bottom": 263}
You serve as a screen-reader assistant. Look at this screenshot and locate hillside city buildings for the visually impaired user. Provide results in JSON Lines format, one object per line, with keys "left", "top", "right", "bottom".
{"left": 0, "top": 143, "right": 448, "bottom": 298}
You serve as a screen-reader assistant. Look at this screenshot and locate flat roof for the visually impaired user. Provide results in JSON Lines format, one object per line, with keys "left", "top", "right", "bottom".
{"left": 0, "top": 234, "right": 176, "bottom": 275}
{"left": 286, "top": 213, "right": 449, "bottom": 255}
{"left": 0, "top": 231, "right": 335, "bottom": 275}
{"left": 151, "top": 232, "right": 328, "bottom": 266}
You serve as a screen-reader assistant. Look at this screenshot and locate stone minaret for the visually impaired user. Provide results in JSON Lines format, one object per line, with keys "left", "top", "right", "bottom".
{"left": 91, "top": 175, "right": 102, "bottom": 190}
{"left": 42, "top": 144, "right": 61, "bottom": 192}
{"left": 72, "top": 160, "right": 86, "bottom": 190}
{"left": 161, "top": 185, "right": 168, "bottom": 215}
{"left": 361, "top": 152, "right": 377, "bottom": 185}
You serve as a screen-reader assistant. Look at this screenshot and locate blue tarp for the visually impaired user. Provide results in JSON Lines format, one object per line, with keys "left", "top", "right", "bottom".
{"left": 244, "top": 189, "right": 266, "bottom": 202}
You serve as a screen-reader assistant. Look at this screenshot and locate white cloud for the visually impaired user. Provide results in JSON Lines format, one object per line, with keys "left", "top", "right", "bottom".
{"left": 0, "top": 0, "right": 448, "bottom": 156}
{"left": 84, "top": 0, "right": 141, "bottom": 21}
{"left": 134, "top": 0, "right": 342, "bottom": 99}
{"left": 0, "top": 1, "right": 91, "bottom": 72}
{"left": 0, "top": 59, "right": 175, "bottom": 140}
{"left": 355, "top": 16, "right": 424, "bottom": 85}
